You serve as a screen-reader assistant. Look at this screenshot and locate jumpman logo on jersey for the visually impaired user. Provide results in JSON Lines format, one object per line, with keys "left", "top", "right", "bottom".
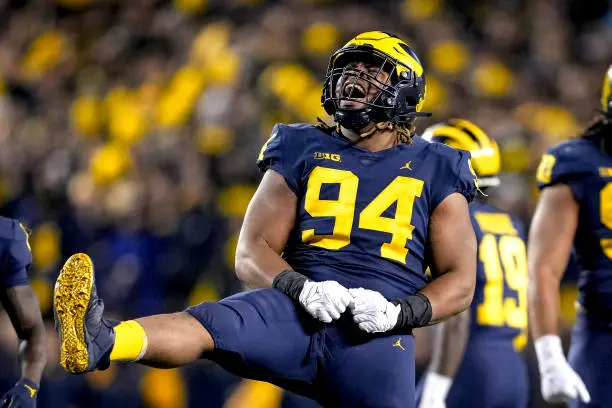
{"left": 400, "top": 161, "right": 412, "bottom": 170}
{"left": 392, "top": 337, "right": 405, "bottom": 351}
{"left": 23, "top": 384, "right": 37, "bottom": 398}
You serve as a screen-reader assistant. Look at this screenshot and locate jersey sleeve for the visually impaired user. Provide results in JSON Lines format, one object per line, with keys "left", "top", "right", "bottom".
{"left": 431, "top": 147, "right": 478, "bottom": 209}
{"left": 0, "top": 222, "right": 32, "bottom": 288}
{"left": 536, "top": 142, "right": 591, "bottom": 201}
{"left": 256, "top": 124, "right": 303, "bottom": 194}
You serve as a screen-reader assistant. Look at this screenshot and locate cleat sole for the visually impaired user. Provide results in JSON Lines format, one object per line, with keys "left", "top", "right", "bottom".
{"left": 54, "top": 253, "right": 94, "bottom": 374}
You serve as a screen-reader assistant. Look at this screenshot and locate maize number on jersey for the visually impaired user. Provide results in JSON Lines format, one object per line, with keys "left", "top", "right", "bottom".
{"left": 601, "top": 183, "right": 612, "bottom": 259}
{"left": 302, "top": 166, "right": 424, "bottom": 264}
{"left": 477, "top": 232, "right": 528, "bottom": 350}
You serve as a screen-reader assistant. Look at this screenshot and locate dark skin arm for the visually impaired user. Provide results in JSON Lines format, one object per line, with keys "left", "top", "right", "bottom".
{"left": 421, "top": 193, "right": 477, "bottom": 323}
{"left": 427, "top": 308, "right": 470, "bottom": 377}
{"left": 528, "top": 184, "right": 578, "bottom": 339}
{"left": 235, "top": 169, "right": 298, "bottom": 288}
{"left": 0, "top": 285, "right": 47, "bottom": 384}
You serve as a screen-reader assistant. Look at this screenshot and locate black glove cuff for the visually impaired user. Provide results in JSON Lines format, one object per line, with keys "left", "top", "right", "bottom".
{"left": 272, "top": 270, "right": 308, "bottom": 302}
{"left": 391, "top": 292, "right": 432, "bottom": 330}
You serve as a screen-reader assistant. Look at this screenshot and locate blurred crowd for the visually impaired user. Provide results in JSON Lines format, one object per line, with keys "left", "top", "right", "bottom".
{"left": 0, "top": 0, "right": 611, "bottom": 406}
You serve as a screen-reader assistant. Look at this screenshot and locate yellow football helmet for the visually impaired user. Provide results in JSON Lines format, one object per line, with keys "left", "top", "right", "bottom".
{"left": 601, "top": 64, "right": 612, "bottom": 114}
{"left": 422, "top": 119, "right": 501, "bottom": 187}
{"left": 322, "top": 31, "right": 428, "bottom": 131}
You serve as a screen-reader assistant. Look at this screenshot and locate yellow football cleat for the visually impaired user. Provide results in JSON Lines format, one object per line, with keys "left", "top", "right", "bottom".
{"left": 54, "top": 253, "right": 114, "bottom": 374}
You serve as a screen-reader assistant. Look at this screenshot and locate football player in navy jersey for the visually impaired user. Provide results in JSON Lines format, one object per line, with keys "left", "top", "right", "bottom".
{"left": 53, "top": 31, "right": 477, "bottom": 407}
{"left": 529, "top": 65, "right": 612, "bottom": 407}
{"left": 0, "top": 218, "right": 46, "bottom": 408}
{"left": 418, "top": 120, "right": 528, "bottom": 408}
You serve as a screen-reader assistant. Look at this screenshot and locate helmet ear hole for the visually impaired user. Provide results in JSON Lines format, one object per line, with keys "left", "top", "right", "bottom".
{"left": 396, "top": 86, "right": 420, "bottom": 108}
{"left": 394, "top": 71, "right": 424, "bottom": 108}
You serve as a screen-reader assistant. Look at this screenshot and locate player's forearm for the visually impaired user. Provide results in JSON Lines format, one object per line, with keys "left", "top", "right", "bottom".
{"left": 419, "top": 269, "right": 475, "bottom": 324}
{"left": 1, "top": 285, "right": 47, "bottom": 384}
{"left": 528, "top": 265, "right": 561, "bottom": 339}
{"left": 429, "top": 309, "right": 470, "bottom": 378}
{"left": 527, "top": 185, "right": 577, "bottom": 340}
{"left": 235, "top": 237, "right": 293, "bottom": 288}
{"left": 18, "top": 323, "right": 47, "bottom": 384}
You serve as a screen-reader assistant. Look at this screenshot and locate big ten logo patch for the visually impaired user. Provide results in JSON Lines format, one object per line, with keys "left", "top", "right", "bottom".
{"left": 314, "top": 152, "right": 341, "bottom": 162}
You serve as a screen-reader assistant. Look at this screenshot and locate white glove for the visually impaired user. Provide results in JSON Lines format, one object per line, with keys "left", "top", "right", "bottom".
{"left": 299, "top": 280, "right": 352, "bottom": 323}
{"left": 418, "top": 372, "right": 452, "bottom": 408}
{"left": 535, "top": 335, "right": 590, "bottom": 404}
{"left": 348, "top": 288, "right": 400, "bottom": 333}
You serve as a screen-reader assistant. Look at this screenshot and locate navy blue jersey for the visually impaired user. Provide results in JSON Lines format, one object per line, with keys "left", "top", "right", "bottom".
{"left": 468, "top": 202, "right": 528, "bottom": 350}
{"left": 536, "top": 138, "right": 612, "bottom": 316}
{"left": 257, "top": 124, "right": 476, "bottom": 299}
{"left": 0, "top": 217, "right": 32, "bottom": 289}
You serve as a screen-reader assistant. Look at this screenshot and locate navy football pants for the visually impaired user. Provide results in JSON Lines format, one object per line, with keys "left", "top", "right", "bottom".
{"left": 568, "top": 314, "right": 612, "bottom": 408}
{"left": 187, "top": 288, "right": 415, "bottom": 408}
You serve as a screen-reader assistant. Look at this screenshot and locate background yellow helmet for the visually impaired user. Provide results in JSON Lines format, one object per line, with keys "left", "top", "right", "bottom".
{"left": 422, "top": 118, "right": 501, "bottom": 187}
{"left": 322, "top": 31, "right": 428, "bottom": 131}
{"left": 601, "top": 65, "right": 612, "bottom": 114}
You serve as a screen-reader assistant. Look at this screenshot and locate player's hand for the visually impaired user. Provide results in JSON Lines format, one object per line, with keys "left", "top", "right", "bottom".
{"left": 0, "top": 379, "right": 38, "bottom": 408}
{"left": 535, "top": 335, "right": 590, "bottom": 404}
{"left": 539, "top": 359, "right": 590, "bottom": 404}
{"left": 299, "top": 280, "right": 352, "bottom": 323}
{"left": 348, "top": 288, "right": 400, "bottom": 333}
{"left": 418, "top": 372, "right": 451, "bottom": 408}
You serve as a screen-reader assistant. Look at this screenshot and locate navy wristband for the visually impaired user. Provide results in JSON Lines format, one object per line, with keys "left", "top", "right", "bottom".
{"left": 272, "top": 270, "right": 308, "bottom": 302}
{"left": 392, "top": 292, "right": 433, "bottom": 329}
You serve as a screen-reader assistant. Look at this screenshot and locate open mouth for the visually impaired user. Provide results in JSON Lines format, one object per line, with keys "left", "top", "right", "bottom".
{"left": 343, "top": 82, "right": 366, "bottom": 100}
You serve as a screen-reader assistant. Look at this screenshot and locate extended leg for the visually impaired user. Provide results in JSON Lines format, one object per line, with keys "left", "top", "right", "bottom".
{"left": 133, "top": 312, "right": 213, "bottom": 368}
{"left": 54, "top": 253, "right": 320, "bottom": 403}
{"left": 54, "top": 254, "right": 213, "bottom": 373}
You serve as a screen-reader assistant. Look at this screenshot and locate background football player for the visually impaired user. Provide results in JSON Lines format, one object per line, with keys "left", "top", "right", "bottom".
{"left": 418, "top": 120, "right": 529, "bottom": 408}
{"left": 528, "top": 65, "right": 612, "bottom": 406}
{"left": 0, "top": 219, "right": 46, "bottom": 408}
{"left": 53, "top": 32, "right": 477, "bottom": 407}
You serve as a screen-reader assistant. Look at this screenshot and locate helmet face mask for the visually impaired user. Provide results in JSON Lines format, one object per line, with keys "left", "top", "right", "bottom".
{"left": 321, "top": 32, "right": 428, "bottom": 132}
{"left": 334, "top": 57, "right": 394, "bottom": 110}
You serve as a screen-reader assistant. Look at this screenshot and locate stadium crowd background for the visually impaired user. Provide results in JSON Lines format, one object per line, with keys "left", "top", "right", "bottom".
{"left": 0, "top": 0, "right": 611, "bottom": 406}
